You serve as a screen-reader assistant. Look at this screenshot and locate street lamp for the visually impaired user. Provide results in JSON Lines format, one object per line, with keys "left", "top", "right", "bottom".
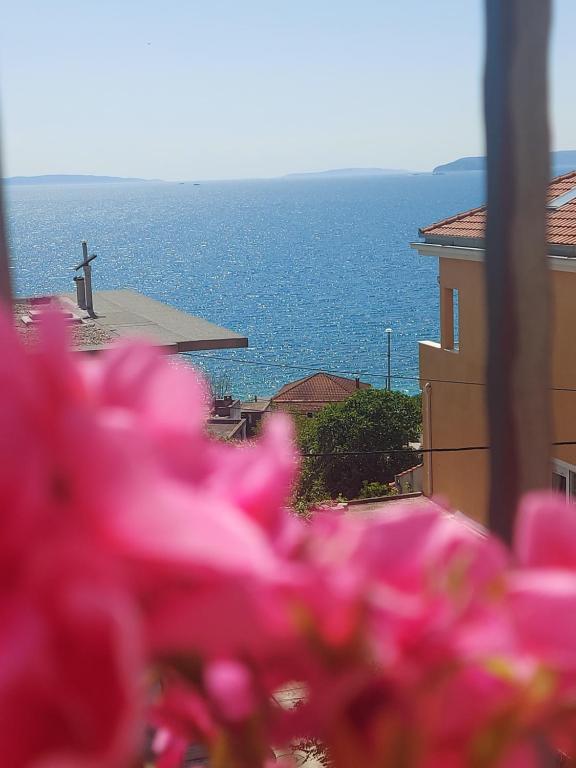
{"left": 385, "top": 327, "right": 392, "bottom": 391}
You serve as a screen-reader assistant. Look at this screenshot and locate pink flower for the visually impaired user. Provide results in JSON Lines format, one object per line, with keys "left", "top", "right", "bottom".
{"left": 204, "top": 660, "right": 256, "bottom": 722}
{"left": 0, "top": 311, "right": 144, "bottom": 767}
{"left": 0, "top": 308, "right": 298, "bottom": 766}
{"left": 294, "top": 503, "right": 576, "bottom": 768}
{"left": 9, "top": 304, "right": 576, "bottom": 768}
{"left": 84, "top": 340, "right": 298, "bottom": 579}
{"left": 295, "top": 504, "right": 509, "bottom": 664}
{"left": 150, "top": 680, "right": 216, "bottom": 747}
{"left": 515, "top": 492, "right": 576, "bottom": 569}
{"left": 508, "top": 570, "right": 576, "bottom": 670}
{"left": 0, "top": 552, "right": 142, "bottom": 768}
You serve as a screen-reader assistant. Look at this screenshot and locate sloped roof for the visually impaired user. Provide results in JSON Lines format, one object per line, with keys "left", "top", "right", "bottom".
{"left": 420, "top": 170, "right": 576, "bottom": 247}
{"left": 272, "top": 372, "right": 371, "bottom": 412}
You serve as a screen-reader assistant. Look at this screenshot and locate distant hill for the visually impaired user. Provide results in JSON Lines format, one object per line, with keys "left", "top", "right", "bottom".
{"left": 284, "top": 167, "right": 410, "bottom": 179}
{"left": 434, "top": 151, "right": 576, "bottom": 175}
{"left": 3, "top": 174, "right": 160, "bottom": 185}
{"left": 433, "top": 156, "right": 486, "bottom": 174}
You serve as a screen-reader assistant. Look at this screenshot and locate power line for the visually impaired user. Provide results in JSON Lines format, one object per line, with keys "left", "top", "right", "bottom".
{"left": 187, "top": 351, "right": 408, "bottom": 381}
{"left": 301, "top": 439, "right": 576, "bottom": 459}
{"left": 188, "top": 351, "right": 421, "bottom": 380}
{"left": 302, "top": 446, "right": 480, "bottom": 457}
{"left": 187, "top": 351, "right": 576, "bottom": 393}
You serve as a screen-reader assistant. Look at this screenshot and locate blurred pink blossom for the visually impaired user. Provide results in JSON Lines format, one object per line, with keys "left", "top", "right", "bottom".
{"left": 5, "top": 309, "right": 576, "bottom": 768}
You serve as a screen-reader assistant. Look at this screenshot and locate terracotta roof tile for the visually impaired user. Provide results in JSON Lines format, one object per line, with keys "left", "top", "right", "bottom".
{"left": 420, "top": 170, "right": 576, "bottom": 247}
{"left": 272, "top": 372, "right": 371, "bottom": 413}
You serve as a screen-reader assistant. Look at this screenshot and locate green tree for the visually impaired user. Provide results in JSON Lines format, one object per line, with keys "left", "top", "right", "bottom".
{"left": 358, "top": 480, "right": 395, "bottom": 499}
{"left": 296, "top": 389, "right": 421, "bottom": 502}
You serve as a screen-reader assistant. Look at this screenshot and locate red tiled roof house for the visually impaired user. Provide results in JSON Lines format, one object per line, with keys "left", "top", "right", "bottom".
{"left": 271, "top": 372, "right": 370, "bottom": 415}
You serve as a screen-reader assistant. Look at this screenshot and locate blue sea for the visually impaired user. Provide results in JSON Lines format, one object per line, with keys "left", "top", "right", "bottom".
{"left": 5, "top": 173, "right": 484, "bottom": 398}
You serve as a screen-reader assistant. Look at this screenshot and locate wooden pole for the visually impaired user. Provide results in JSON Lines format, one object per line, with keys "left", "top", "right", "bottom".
{"left": 0, "top": 154, "right": 14, "bottom": 307}
{"left": 81, "top": 240, "right": 94, "bottom": 316}
{"left": 484, "top": 0, "right": 552, "bottom": 543}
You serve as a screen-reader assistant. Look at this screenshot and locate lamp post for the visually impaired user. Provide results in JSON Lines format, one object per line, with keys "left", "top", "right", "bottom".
{"left": 385, "top": 327, "right": 392, "bottom": 391}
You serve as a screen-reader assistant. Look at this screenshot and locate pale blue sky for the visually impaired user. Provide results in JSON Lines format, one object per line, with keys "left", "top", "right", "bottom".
{"left": 0, "top": 0, "right": 574, "bottom": 181}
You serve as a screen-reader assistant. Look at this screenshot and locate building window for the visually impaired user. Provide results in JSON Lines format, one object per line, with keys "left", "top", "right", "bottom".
{"left": 441, "top": 287, "right": 459, "bottom": 351}
{"left": 552, "top": 459, "right": 576, "bottom": 502}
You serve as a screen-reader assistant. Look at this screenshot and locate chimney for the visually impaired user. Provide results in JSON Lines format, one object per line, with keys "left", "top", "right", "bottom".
{"left": 73, "top": 275, "right": 87, "bottom": 309}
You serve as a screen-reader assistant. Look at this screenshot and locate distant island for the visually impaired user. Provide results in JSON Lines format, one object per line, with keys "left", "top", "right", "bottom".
{"left": 284, "top": 167, "right": 410, "bottom": 179}
{"left": 434, "top": 150, "right": 576, "bottom": 175}
{"left": 3, "top": 174, "right": 160, "bottom": 185}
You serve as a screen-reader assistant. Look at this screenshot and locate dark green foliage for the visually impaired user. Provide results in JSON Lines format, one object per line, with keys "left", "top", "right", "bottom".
{"left": 358, "top": 480, "right": 395, "bottom": 499}
{"left": 295, "top": 389, "right": 421, "bottom": 503}
{"left": 291, "top": 414, "right": 330, "bottom": 514}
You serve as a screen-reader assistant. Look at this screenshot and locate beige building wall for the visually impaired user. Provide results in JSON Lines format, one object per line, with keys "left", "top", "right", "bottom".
{"left": 420, "top": 256, "right": 576, "bottom": 524}
{"left": 550, "top": 269, "right": 576, "bottom": 473}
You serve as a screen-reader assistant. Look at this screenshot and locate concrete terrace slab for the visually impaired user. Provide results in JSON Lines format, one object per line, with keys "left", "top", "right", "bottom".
{"left": 59, "top": 289, "right": 248, "bottom": 353}
{"left": 343, "top": 494, "right": 444, "bottom": 516}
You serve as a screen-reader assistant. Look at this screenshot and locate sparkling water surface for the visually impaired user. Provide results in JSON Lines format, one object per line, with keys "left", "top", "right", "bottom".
{"left": 5, "top": 173, "right": 484, "bottom": 397}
